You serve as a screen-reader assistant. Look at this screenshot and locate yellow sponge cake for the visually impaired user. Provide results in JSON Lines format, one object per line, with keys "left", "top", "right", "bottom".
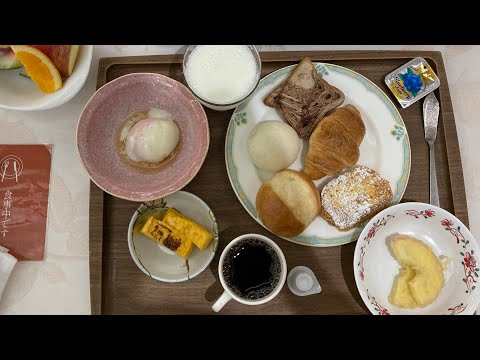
{"left": 389, "top": 267, "right": 417, "bottom": 309}
{"left": 139, "top": 208, "right": 214, "bottom": 260}
{"left": 162, "top": 208, "right": 213, "bottom": 250}
{"left": 140, "top": 216, "right": 194, "bottom": 259}
{"left": 389, "top": 235, "right": 445, "bottom": 308}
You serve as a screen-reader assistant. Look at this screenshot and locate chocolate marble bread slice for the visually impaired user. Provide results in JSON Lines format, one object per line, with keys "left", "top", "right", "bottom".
{"left": 263, "top": 58, "right": 345, "bottom": 138}
{"left": 319, "top": 166, "right": 393, "bottom": 231}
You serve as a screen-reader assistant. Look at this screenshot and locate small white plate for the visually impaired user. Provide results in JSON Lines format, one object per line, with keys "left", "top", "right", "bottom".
{"left": 225, "top": 62, "right": 411, "bottom": 247}
{"left": 128, "top": 191, "right": 219, "bottom": 283}
{"left": 354, "top": 202, "right": 480, "bottom": 315}
{"left": 0, "top": 45, "right": 93, "bottom": 111}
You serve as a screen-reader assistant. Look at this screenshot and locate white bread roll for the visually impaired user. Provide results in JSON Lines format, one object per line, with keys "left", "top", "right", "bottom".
{"left": 247, "top": 121, "right": 300, "bottom": 172}
{"left": 256, "top": 169, "right": 320, "bottom": 237}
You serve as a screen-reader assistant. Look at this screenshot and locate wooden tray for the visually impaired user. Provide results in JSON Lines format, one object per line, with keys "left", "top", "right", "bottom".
{"left": 90, "top": 50, "right": 468, "bottom": 314}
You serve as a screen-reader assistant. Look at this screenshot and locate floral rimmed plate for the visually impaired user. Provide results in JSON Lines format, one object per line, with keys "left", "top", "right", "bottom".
{"left": 225, "top": 62, "right": 411, "bottom": 246}
{"left": 127, "top": 191, "right": 219, "bottom": 283}
{"left": 354, "top": 202, "right": 480, "bottom": 315}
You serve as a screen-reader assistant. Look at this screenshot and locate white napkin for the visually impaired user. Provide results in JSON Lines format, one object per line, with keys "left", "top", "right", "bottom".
{"left": 0, "top": 246, "right": 17, "bottom": 302}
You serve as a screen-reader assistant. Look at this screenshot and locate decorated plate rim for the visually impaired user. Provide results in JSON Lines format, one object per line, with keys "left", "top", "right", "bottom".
{"left": 225, "top": 62, "right": 411, "bottom": 247}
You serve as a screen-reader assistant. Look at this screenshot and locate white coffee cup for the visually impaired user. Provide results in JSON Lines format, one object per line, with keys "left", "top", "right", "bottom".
{"left": 212, "top": 233, "right": 287, "bottom": 312}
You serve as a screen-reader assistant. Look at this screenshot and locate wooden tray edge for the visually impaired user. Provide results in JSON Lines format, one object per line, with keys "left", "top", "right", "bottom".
{"left": 97, "top": 50, "right": 446, "bottom": 71}
{"left": 89, "top": 181, "right": 104, "bottom": 315}
{"left": 428, "top": 53, "right": 469, "bottom": 227}
{"left": 89, "top": 49, "right": 468, "bottom": 314}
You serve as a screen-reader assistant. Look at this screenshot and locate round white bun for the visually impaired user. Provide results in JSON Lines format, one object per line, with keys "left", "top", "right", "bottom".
{"left": 247, "top": 121, "right": 300, "bottom": 172}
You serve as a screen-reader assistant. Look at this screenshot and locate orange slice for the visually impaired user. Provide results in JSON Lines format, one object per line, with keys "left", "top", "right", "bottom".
{"left": 10, "top": 45, "right": 62, "bottom": 94}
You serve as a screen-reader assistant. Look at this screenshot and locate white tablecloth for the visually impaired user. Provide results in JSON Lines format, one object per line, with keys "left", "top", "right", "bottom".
{"left": 0, "top": 45, "right": 478, "bottom": 314}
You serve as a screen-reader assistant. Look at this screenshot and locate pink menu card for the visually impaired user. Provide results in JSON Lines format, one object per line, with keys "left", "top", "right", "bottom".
{"left": 0, "top": 145, "right": 52, "bottom": 260}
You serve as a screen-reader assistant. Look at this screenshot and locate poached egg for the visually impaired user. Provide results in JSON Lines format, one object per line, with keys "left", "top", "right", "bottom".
{"left": 125, "top": 109, "right": 180, "bottom": 163}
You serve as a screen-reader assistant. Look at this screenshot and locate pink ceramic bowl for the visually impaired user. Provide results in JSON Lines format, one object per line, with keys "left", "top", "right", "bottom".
{"left": 77, "top": 73, "right": 209, "bottom": 201}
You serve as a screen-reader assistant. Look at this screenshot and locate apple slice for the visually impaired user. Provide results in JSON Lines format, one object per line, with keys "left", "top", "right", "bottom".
{"left": 0, "top": 45, "right": 22, "bottom": 69}
{"left": 31, "top": 45, "right": 80, "bottom": 77}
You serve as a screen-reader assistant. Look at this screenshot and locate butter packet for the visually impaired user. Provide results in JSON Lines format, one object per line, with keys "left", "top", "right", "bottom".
{"left": 385, "top": 57, "right": 440, "bottom": 108}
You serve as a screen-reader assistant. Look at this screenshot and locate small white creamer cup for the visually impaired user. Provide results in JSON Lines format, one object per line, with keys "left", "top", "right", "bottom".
{"left": 212, "top": 233, "right": 287, "bottom": 312}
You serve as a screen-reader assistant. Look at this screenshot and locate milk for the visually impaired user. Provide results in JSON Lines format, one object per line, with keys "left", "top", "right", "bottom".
{"left": 184, "top": 45, "right": 257, "bottom": 104}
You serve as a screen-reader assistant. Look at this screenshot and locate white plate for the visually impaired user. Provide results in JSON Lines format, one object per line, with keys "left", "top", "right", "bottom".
{"left": 0, "top": 45, "right": 93, "bottom": 111}
{"left": 127, "top": 191, "right": 219, "bottom": 283}
{"left": 225, "top": 63, "right": 411, "bottom": 247}
{"left": 354, "top": 202, "right": 480, "bottom": 315}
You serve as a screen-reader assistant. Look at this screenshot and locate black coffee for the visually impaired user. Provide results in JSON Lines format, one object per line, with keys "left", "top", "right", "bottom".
{"left": 222, "top": 238, "right": 281, "bottom": 300}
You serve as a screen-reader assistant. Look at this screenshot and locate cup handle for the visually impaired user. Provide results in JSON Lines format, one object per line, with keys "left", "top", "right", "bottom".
{"left": 212, "top": 291, "right": 232, "bottom": 312}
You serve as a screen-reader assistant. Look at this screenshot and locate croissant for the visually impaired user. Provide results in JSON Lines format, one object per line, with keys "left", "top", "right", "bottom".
{"left": 303, "top": 105, "right": 366, "bottom": 180}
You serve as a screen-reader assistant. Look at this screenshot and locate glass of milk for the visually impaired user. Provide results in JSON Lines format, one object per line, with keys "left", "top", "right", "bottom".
{"left": 183, "top": 45, "right": 261, "bottom": 111}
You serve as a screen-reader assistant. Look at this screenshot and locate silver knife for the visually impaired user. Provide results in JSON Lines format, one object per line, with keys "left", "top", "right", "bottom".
{"left": 423, "top": 93, "right": 440, "bottom": 207}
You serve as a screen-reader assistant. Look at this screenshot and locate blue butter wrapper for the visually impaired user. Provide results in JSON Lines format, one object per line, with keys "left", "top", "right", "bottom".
{"left": 385, "top": 57, "right": 440, "bottom": 108}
